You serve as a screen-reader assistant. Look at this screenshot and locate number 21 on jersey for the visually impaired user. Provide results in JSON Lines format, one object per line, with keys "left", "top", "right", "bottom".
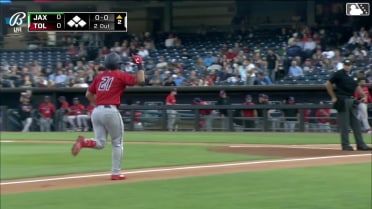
{"left": 98, "top": 76, "right": 114, "bottom": 91}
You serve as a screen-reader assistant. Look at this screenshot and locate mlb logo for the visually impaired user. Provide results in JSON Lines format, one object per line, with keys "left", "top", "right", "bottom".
{"left": 346, "top": 3, "right": 370, "bottom": 16}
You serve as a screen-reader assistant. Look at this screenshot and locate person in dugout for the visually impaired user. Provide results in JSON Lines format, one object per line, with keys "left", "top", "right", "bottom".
{"left": 67, "top": 97, "right": 85, "bottom": 131}
{"left": 193, "top": 97, "right": 213, "bottom": 131}
{"left": 241, "top": 94, "right": 257, "bottom": 131}
{"left": 38, "top": 96, "right": 56, "bottom": 132}
{"left": 19, "top": 95, "right": 33, "bottom": 132}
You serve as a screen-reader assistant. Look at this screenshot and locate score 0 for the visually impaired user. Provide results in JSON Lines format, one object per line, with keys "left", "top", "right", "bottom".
{"left": 56, "top": 14, "right": 62, "bottom": 29}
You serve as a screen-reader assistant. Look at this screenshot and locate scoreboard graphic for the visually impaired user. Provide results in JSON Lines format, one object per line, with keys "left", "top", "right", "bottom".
{"left": 28, "top": 12, "right": 127, "bottom": 32}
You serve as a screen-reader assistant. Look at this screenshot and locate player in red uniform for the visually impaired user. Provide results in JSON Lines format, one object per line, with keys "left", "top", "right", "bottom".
{"left": 67, "top": 97, "right": 85, "bottom": 131}
{"left": 71, "top": 53, "right": 145, "bottom": 180}
{"left": 193, "top": 97, "right": 213, "bottom": 131}
{"left": 77, "top": 101, "right": 95, "bottom": 132}
{"left": 354, "top": 80, "right": 372, "bottom": 133}
{"left": 57, "top": 96, "right": 70, "bottom": 131}
{"left": 315, "top": 101, "right": 331, "bottom": 132}
{"left": 38, "top": 96, "right": 56, "bottom": 132}
{"left": 241, "top": 95, "right": 257, "bottom": 131}
{"left": 165, "top": 88, "right": 177, "bottom": 131}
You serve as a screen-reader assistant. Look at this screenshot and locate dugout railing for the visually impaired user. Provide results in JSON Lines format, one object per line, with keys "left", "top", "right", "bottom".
{"left": 1, "top": 103, "right": 343, "bottom": 132}
{"left": 117, "top": 103, "right": 338, "bottom": 132}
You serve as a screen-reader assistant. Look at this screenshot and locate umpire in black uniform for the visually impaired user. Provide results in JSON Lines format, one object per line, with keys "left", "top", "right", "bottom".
{"left": 325, "top": 59, "right": 372, "bottom": 151}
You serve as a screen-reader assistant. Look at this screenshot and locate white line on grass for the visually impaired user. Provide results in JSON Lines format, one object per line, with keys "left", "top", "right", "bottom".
{"left": 1, "top": 154, "right": 370, "bottom": 186}
{"left": 0, "top": 140, "right": 15, "bottom": 143}
{"left": 229, "top": 145, "right": 339, "bottom": 150}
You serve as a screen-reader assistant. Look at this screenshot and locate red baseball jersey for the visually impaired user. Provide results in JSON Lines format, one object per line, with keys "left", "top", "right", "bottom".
{"left": 199, "top": 101, "right": 212, "bottom": 115}
{"left": 166, "top": 94, "right": 176, "bottom": 105}
{"left": 242, "top": 102, "right": 255, "bottom": 117}
{"left": 86, "top": 105, "right": 95, "bottom": 115}
{"left": 68, "top": 104, "right": 85, "bottom": 116}
{"left": 354, "top": 86, "right": 372, "bottom": 103}
{"left": 88, "top": 70, "right": 137, "bottom": 106}
{"left": 39, "top": 102, "right": 56, "bottom": 118}
{"left": 61, "top": 101, "right": 69, "bottom": 109}
{"left": 315, "top": 108, "right": 331, "bottom": 124}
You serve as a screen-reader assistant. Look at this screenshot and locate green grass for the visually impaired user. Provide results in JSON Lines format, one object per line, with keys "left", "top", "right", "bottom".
{"left": 0, "top": 143, "right": 272, "bottom": 179}
{"left": 2, "top": 163, "right": 371, "bottom": 209}
{"left": 3, "top": 131, "right": 370, "bottom": 144}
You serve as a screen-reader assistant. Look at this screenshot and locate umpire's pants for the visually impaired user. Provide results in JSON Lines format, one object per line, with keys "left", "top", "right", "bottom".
{"left": 337, "top": 98, "right": 368, "bottom": 148}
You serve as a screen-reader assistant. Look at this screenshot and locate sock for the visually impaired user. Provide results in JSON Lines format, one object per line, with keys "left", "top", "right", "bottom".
{"left": 82, "top": 138, "right": 96, "bottom": 148}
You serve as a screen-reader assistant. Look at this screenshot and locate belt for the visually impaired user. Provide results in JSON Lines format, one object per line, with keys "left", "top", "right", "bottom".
{"left": 97, "top": 105, "right": 116, "bottom": 108}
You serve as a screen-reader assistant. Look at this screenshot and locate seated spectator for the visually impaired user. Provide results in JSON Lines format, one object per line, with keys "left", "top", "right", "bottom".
{"left": 165, "top": 33, "right": 175, "bottom": 48}
{"left": 85, "top": 68, "right": 95, "bottom": 84}
{"left": 163, "top": 75, "right": 176, "bottom": 86}
{"left": 286, "top": 40, "right": 302, "bottom": 58}
{"left": 144, "top": 32, "right": 156, "bottom": 50}
{"left": 232, "top": 42, "right": 241, "bottom": 53}
{"left": 138, "top": 46, "right": 149, "bottom": 58}
{"left": 203, "top": 52, "right": 216, "bottom": 67}
{"left": 194, "top": 57, "right": 207, "bottom": 71}
{"left": 111, "top": 41, "right": 122, "bottom": 53}
{"left": 149, "top": 70, "right": 162, "bottom": 86}
{"left": 174, "top": 35, "right": 182, "bottom": 47}
{"left": 288, "top": 60, "right": 304, "bottom": 77}
{"left": 123, "top": 62, "right": 134, "bottom": 73}
{"left": 174, "top": 72, "right": 185, "bottom": 86}
{"left": 77, "top": 42, "right": 87, "bottom": 60}
{"left": 156, "top": 56, "right": 168, "bottom": 69}
{"left": 361, "top": 32, "right": 371, "bottom": 49}
{"left": 254, "top": 71, "right": 272, "bottom": 85}
{"left": 54, "top": 70, "right": 68, "bottom": 87}
{"left": 99, "top": 46, "right": 110, "bottom": 58}
{"left": 67, "top": 44, "right": 78, "bottom": 57}
{"left": 34, "top": 75, "right": 48, "bottom": 88}
{"left": 216, "top": 68, "right": 232, "bottom": 83}
{"left": 302, "top": 58, "right": 315, "bottom": 73}
{"left": 347, "top": 31, "right": 363, "bottom": 49}
{"left": 72, "top": 77, "right": 89, "bottom": 88}
{"left": 20, "top": 74, "right": 34, "bottom": 88}
{"left": 225, "top": 48, "right": 238, "bottom": 61}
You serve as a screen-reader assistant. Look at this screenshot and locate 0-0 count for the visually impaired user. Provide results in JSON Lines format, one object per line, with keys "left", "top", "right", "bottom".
{"left": 95, "top": 14, "right": 109, "bottom": 21}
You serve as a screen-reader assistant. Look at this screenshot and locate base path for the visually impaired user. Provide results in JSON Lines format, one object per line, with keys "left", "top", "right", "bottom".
{"left": 1, "top": 143, "right": 371, "bottom": 195}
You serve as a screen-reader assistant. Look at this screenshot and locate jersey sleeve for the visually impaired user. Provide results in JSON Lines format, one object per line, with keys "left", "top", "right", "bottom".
{"left": 122, "top": 72, "right": 137, "bottom": 86}
{"left": 88, "top": 77, "right": 99, "bottom": 94}
{"left": 328, "top": 72, "right": 339, "bottom": 84}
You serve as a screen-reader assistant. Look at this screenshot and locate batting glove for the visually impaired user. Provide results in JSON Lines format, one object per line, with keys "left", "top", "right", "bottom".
{"left": 132, "top": 55, "right": 143, "bottom": 65}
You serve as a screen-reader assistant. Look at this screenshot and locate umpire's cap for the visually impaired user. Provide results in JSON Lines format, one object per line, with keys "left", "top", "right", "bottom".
{"left": 104, "top": 52, "right": 122, "bottom": 70}
{"left": 343, "top": 59, "right": 352, "bottom": 65}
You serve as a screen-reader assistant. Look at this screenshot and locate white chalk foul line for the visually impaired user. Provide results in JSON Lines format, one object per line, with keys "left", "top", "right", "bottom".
{"left": 229, "top": 145, "right": 339, "bottom": 150}
{"left": 1, "top": 154, "right": 371, "bottom": 186}
{"left": 0, "top": 140, "right": 15, "bottom": 143}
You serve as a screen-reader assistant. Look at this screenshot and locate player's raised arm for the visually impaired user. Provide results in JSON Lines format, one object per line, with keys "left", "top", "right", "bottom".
{"left": 132, "top": 55, "right": 145, "bottom": 85}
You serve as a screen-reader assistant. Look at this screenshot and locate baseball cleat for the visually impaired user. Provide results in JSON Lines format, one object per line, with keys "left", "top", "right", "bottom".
{"left": 71, "top": 135, "right": 85, "bottom": 156}
{"left": 111, "top": 174, "right": 126, "bottom": 180}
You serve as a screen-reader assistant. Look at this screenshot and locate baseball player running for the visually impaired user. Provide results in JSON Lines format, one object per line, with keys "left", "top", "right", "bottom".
{"left": 71, "top": 52, "right": 145, "bottom": 180}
